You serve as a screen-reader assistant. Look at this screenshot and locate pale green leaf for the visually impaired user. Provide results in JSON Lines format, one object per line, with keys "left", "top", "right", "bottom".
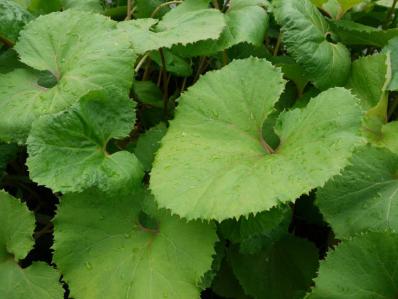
{"left": 0, "top": 0, "right": 32, "bottom": 44}
{"left": 346, "top": 53, "right": 391, "bottom": 110}
{"left": 0, "top": 10, "right": 135, "bottom": 143}
{"left": 230, "top": 235, "right": 319, "bottom": 299}
{"left": 0, "top": 190, "right": 63, "bottom": 299}
{"left": 317, "top": 146, "right": 398, "bottom": 238}
{"left": 150, "top": 58, "right": 363, "bottom": 221}
{"left": 174, "top": 0, "right": 269, "bottom": 57}
{"left": 383, "top": 36, "right": 398, "bottom": 90}
{"left": 307, "top": 231, "right": 398, "bottom": 298}
{"left": 117, "top": 0, "right": 225, "bottom": 54}
{"left": 273, "top": 0, "right": 351, "bottom": 89}
{"left": 54, "top": 188, "right": 217, "bottom": 299}
{"left": 377, "top": 121, "right": 398, "bottom": 154}
{"left": 62, "top": 0, "right": 102, "bottom": 12}
{"left": 27, "top": 90, "right": 143, "bottom": 193}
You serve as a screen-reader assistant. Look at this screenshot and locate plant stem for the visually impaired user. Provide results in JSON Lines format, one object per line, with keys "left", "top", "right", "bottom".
{"left": 104, "top": 6, "right": 127, "bottom": 19}
{"left": 212, "top": 0, "right": 220, "bottom": 9}
{"left": 135, "top": 53, "right": 150, "bottom": 73}
{"left": 223, "top": 50, "right": 229, "bottom": 66}
{"left": 159, "top": 48, "right": 170, "bottom": 116}
{"left": 125, "top": 0, "right": 134, "bottom": 20}
{"left": 194, "top": 57, "right": 207, "bottom": 82}
{"left": 259, "top": 130, "right": 275, "bottom": 154}
{"left": 273, "top": 33, "right": 282, "bottom": 56}
{"left": 384, "top": 0, "right": 398, "bottom": 29}
{"left": 388, "top": 94, "right": 398, "bottom": 120}
{"left": 151, "top": 0, "right": 183, "bottom": 18}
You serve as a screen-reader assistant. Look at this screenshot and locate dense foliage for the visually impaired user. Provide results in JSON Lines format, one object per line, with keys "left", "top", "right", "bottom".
{"left": 1, "top": 0, "right": 398, "bottom": 298}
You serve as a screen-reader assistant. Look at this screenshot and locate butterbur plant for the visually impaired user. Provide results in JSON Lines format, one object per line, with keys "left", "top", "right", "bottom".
{"left": 2, "top": 0, "right": 398, "bottom": 298}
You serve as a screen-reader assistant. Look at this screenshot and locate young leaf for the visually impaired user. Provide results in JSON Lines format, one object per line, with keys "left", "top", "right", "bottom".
{"left": 0, "top": 10, "right": 135, "bottom": 143}
{"left": 230, "top": 235, "right": 319, "bottom": 299}
{"left": 27, "top": 90, "right": 143, "bottom": 193}
{"left": 346, "top": 53, "right": 391, "bottom": 110}
{"left": 117, "top": 0, "right": 226, "bottom": 54}
{"left": 53, "top": 188, "right": 217, "bottom": 299}
{"left": 316, "top": 146, "right": 398, "bottom": 238}
{"left": 150, "top": 58, "right": 363, "bottom": 221}
{"left": 330, "top": 19, "right": 398, "bottom": 48}
{"left": 133, "top": 122, "right": 167, "bottom": 171}
{"left": 174, "top": 0, "right": 269, "bottom": 57}
{"left": 273, "top": 0, "right": 351, "bottom": 89}
{"left": 0, "top": 0, "right": 32, "bottom": 44}
{"left": 307, "top": 231, "right": 398, "bottom": 298}
{"left": 0, "top": 190, "right": 63, "bottom": 299}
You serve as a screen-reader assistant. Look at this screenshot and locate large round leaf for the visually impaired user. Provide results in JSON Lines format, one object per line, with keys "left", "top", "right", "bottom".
{"left": 0, "top": 190, "right": 63, "bottom": 299}
{"left": 54, "top": 188, "right": 217, "bottom": 299}
{"left": 317, "top": 146, "right": 398, "bottom": 238}
{"left": 307, "top": 231, "right": 398, "bottom": 298}
{"left": 0, "top": 10, "right": 135, "bottom": 143}
{"left": 27, "top": 90, "right": 143, "bottom": 193}
{"left": 273, "top": 0, "right": 351, "bottom": 89}
{"left": 150, "top": 58, "right": 363, "bottom": 221}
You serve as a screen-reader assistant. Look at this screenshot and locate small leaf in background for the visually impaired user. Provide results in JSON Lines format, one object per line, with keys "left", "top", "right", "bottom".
{"left": 307, "top": 231, "right": 398, "bottom": 298}
{"left": 0, "top": 190, "right": 63, "bottom": 299}
{"left": 117, "top": 0, "right": 226, "bottom": 54}
{"left": 230, "top": 235, "right": 319, "bottom": 299}
{"left": 27, "top": 90, "right": 143, "bottom": 193}
{"left": 274, "top": 0, "right": 351, "bottom": 89}
{"left": 150, "top": 58, "right": 363, "bottom": 221}
{"left": 54, "top": 188, "right": 217, "bottom": 299}
{"left": 133, "top": 122, "right": 167, "bottom": 171}
{"left": 317, "top": 146, "right": 398, "bottom": 238}
{"left": 383, "top": 36, "right": 398, "bottom": 91}
{"left": 133, "top": 80, "right": 163, "bottom": 108}
{"left": 174, "top": 0, "right": 269, "bottom": 57}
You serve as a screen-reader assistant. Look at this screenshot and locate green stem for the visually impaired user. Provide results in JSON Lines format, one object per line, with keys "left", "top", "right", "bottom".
{"left": 384, "top": 0, "right": 398, "bottom": 29}
{"left": 151, "top": 0, "right": 183, "bottom": 18}
{"left": 159, "top": 48, "right": 170, "bottom": 116}
{"left": 104, "top": 6, "right": 127, "bottom": 19}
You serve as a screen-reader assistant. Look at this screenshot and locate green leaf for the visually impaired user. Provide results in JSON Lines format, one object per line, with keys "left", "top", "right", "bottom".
{"left": 150, "top": 58, "right": 364, "bottom": 221}
{"left": 135, "top": 0, "right": 169, "bottom": 18}
{"left": 346, "top": 53, "right": 391, "bottom": 110}
{"left": 62, "top": 0, "right": 103, "bottom": 12}
{"left": 117, "top": 0, "right": 225, "bottom": 54}
{"left": 0, "top": 49, "right": 25, "bottom": 73}
{"left": 173, "top": 0, "right": 269, "bottom": 57}
{"left": 0, "top": 190, "right": 63, "bottom": 299}
{"left": 383, "top": 36, "right": 398, "bottom": 90}
{"left": 0, "top": 10, "right": 135, "bottom": 143}
{"left": 27, "top": 0, "right": 61, "bottom": 15}
{"left": 53, "top": 188, "right": 217, "bottom": 299}
{"left": 0, "top": 0, "right": 32, "bottom": 44}
{"left": 317, "top": 146, "right": 398, "bottom": 238}
{"left": 273, "top": 0, "right": 351, "bottom": 89}
{"left": 134, "top": 122, "right": 167, "bottom": 171}
{"left": 230, "top": 235, "right": 319, "bottom": 299}
{"left": 330, "top": 20, "right": 398, "bottom": 48}
{"left": 307, "top": 231, "right": 398, "bottom": 298}
{"left": 133, "top": 80, "right": 163, "bottom": 108}
{"left": 376, "top": 121, "right": 398, "bottom": 154}
{"left": 220, "top": 205, "right": 292, "bottom": 254}
{"left": 27, "top": 90, "right": 143, "bottom": 193}
{"left": 150, "top": 49, "right": 193, "bottom": 77}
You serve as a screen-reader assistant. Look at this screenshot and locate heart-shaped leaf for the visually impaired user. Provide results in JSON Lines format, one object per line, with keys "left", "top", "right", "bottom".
{"left": 150, "top": 58, "right": 363, "bottom": 221}
{"left": 27, "top": 90, "right": 143, "bottom": 193}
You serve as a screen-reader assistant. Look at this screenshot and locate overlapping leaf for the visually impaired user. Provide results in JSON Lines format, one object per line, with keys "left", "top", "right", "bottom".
{"left": 174, "top": 0, "right": 269, "bottom": 57}
{"left": 317, "top": 146, "right": 398, "bottom": 238}
{"left": 274, "top": 0, "right": 351, "bottom": 89}
{"left": 307, "top": 232, "right": 398, "bottom": 298}
{"left": 150, "top": 58, "right": 363, "bottom": 221}
{"left": 0, "top": 190, "right": 63, "bottom": 299}
{"left": 27, "top": 90, "right": 143, "bottom": 193}
{"left": 117, "top": 0, "right": 226, "bottom": 54}
{"left": 54, "top": 188, "right": 217, "bottom": 299}
{"left": 0, "top": 0, "right": 32, "bottom": 44}
{"left": 0, "top": 10, "right": 135, "bottom": 143}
